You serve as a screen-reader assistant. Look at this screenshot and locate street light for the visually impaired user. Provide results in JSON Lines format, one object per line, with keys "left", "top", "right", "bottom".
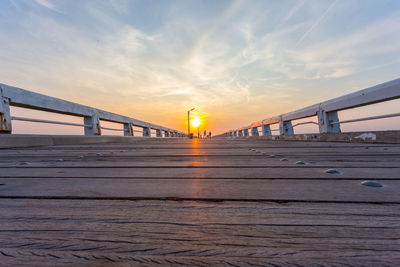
{"left": 187, "top": 108, "right": 195, "bottom": 138}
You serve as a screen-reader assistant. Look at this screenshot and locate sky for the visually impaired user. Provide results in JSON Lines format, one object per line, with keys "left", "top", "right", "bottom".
{"left": 1, "top": 0, "right": 400, "bottom": 135}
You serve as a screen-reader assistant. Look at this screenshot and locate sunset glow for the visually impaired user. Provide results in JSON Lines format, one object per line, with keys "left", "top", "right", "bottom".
{"left": 190, "top": 118, "right": 201, "bottom": 128}
{"left": 1, "top": 0, "right": 400, "bottom": 135}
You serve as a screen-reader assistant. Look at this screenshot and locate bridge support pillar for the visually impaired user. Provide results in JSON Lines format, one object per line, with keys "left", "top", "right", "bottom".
{"left": 318, "top": 110, "right": 341, "bottom": 133}
{"left": 262, "top": 125, "right": 272, "bottom": 136}
{"left": 244, "top": 129, "right": 249, "bottom": 136}
{"left": 0, "top": 92, "right": 12, "bottom": 134}
{"left": 143, "top": 127, "right": 150, "bottom": 137}
{"left": 251, "top": 127, "right": 259, "bottom": 136}
{"left": 156, "top": 129, "right": 162, "bottom": 137}
{"left": 280, "top": 118, "right": 294, "bottom": 135}
{"left": 84, "top": 115, "right": 101, "bottom": 136}
{"left": 123, "top": 123, "right": 133, "bottom": 136}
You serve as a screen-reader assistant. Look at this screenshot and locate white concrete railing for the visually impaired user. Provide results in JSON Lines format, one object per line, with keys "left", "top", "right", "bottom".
{"left": 216, "top": 78, "right": 400, "bottom": 137}
{"left": 0, "top": 84, "right": 186, "bottom": 137}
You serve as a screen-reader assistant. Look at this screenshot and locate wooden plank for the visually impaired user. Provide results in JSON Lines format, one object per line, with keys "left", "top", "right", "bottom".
{"left": 1, "top": 167, "right": 399, "bottom": 179}
{"left": 1, "top": 147, "right": 399, "bottom": 174}
{"left": 2, "top": 199, "right": 399, "bottom": 226}
{"left": 2, "top": 145, "right": 400, "bottom": 168}
{"left": 0, "top": 178, "right": 399, "bottom": 203}
{"left": 2, "top": 148, "right": 400, "bottom": 156}
{"left": 1, "top": 158, "right": 399, "bottom": 167}
{"left": 0, "top": 199, "right": 398, "bottom": 265}
{"left": 10, "top": 143, "right": 400, "bottom": 151}
{"left": 12, "top": 139, "right": 400, "bottom": 148}
{"left": 1, "top": 152, "right": 399, "bottom": 160}
{"left": 1, "top": 249, "right": 397, "bottom": 266}
{"left": 1, "top": 138, "right": 400, "bottom": 265}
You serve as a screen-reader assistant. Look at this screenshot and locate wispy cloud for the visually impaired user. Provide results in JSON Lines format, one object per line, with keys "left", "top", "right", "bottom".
{"left": 34, "top": 0, "right": 61, "bottom": 13}
{"left": 1, "top": 0, "right": 400, "bottom": 132}
{"left": 8, "top": 0, "right": 19, "bottom": 10}
{"left": 296, "top": 0, "right": 338, "bottom": 46}
{"left": 278, "top": 0, "right": 305, "bottom": 27}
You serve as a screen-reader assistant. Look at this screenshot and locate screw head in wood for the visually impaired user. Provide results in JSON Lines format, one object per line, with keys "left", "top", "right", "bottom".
{"left": 325, "top": 169, "right": 341, "bottom": 174}
{"left": 361, "top": 180, "right": 383, "bottom": 187}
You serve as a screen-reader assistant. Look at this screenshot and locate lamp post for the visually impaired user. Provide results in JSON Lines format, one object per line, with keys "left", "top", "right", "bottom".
{"left": 187, "top": 108, "right": 195, "bottom": 138}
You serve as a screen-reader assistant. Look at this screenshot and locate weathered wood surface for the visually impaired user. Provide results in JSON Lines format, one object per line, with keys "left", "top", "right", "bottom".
{"left": 0, "top": 138, "right": 399, "bottom": 266}
{"left": 1, "top": 178, "right": 400, "bottom": 203}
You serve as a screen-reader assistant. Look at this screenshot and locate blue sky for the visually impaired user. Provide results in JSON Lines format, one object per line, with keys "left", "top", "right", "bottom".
{"left": 1, "top": 0, "right": 400, "bottom": 133}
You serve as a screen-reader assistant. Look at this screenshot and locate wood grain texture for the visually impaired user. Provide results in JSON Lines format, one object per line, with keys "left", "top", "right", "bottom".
{"left": 0, "top": 138, "right": 399, "bottom": 265}
{"left": 0, "top": 199, "right": 399, "bottom": 266}
{"left": 0, "top": 178, "right": 399, "bottom": 203}
{"left": 1, "top": 167, "right": 400, "bottom": 179}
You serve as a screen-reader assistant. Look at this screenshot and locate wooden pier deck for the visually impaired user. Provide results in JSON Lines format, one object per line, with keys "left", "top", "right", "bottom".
{"left": 0, "top": 138, "right": 399, "bottom": 266}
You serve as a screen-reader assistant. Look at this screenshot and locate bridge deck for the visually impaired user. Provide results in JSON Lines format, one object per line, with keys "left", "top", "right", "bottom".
{"left": 0, "top": 138, "right": 399, "bottom": 266}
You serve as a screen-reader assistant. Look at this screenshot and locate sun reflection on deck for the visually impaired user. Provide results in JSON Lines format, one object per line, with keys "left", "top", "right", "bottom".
{"left": 189, "top": 139, "right": 208, "bottom": 198}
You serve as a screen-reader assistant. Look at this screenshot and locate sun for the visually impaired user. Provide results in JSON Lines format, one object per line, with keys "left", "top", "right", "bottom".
{"left": 190, "top": 117, "right": 201, "bottom": 128}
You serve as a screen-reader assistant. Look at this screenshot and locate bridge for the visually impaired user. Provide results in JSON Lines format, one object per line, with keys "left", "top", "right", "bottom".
{"left": 0, "top": 80, "right": 399, "bottom": 265}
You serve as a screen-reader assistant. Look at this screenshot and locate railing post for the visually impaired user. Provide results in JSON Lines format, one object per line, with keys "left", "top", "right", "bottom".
{"left": 156, "top": 129, "right": 162, "bottom": 137}
{"left": 262, "top": 124, "right": 271, "bottom": 136}
{"left": 251, "top": 127, "right": 259, "bottom": 136}
{"left": 279, "top": 116, "right": 294, "bottom": 135}
{"left": 0, "top": 90, "right": 12, "bottom": 134}
{"left": 318, "top": 110, "right": 341, "bottom": 133}
{"left": 84, "top": 115, "right": 101, "bottom": 136}
{"left": 244, "top": 129, "right": 249, "bottom": 136}
{"left": 143, "top": 127, "right": 150, "bottom": 137}
{"left": 123, "top": 122, "right": 133, "bottom": 136}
